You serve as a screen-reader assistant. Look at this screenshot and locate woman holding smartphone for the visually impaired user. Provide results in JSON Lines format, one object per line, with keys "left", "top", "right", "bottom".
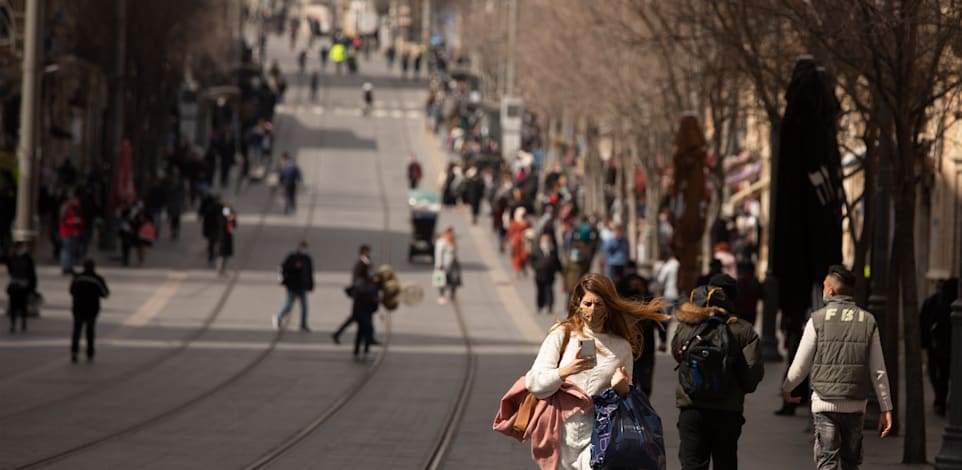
{"left": 525, "top": 273, "right": 669, "bottom": 469}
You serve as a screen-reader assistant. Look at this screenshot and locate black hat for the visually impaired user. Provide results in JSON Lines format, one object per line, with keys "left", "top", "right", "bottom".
{"left": 689, "top": 284, "right": 736, "bottom": 315}
{"left": 708, "top": 273, "right": 738, "bottom": 302}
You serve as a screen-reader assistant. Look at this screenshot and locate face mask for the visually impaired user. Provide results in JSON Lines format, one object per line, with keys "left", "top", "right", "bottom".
{"left": 540, "top": 242, "right": 552, "bottom": 252}
{"left": 822, "top": 294, "right": 830, "bottom": 305}
{"left": 580, "top": 307, "right": 607, "bottom": 327}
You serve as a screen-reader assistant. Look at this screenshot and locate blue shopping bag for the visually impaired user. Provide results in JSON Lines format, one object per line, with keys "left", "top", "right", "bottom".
{"left": 590, "top": 386, "right": 666, "bottom": 470}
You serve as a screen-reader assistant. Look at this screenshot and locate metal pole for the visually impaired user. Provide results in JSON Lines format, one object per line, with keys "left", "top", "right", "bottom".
{"left": 935, "top": 235, "right": 962, "bottom": 468}
{"left": 13, "top": 0, "right": 44, "bottom": 247}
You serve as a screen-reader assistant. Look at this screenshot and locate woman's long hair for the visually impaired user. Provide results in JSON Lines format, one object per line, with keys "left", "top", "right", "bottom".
{"left": 555, "top": 273, "right": 670, "bottom": 358}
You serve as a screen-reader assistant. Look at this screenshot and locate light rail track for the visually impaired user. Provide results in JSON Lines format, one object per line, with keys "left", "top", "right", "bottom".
{"left": 13, "top": 63, "right": 330, "bottom": 470}
{"left": 243, "top": 71, "right": 478, "bottom": 470}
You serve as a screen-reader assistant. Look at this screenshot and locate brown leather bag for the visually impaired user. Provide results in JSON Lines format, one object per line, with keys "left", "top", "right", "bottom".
{"left": 512, "top": 328, "right": 571, "bottom": 433}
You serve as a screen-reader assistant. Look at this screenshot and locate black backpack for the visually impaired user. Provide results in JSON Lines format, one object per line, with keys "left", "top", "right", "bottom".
{"left": 676, "top": 316, "right": 731, "bottom": 401}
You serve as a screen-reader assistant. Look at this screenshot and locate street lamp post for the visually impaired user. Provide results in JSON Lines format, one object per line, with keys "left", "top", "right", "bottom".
{"left": 13, "top": 0, "right": 44, "bottom": 248}
{"left": 935, "top": 252, "right": 962, "bottom": 468}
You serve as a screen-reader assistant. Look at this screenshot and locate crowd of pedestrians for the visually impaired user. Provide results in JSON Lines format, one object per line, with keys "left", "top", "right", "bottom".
{"left": 417, "top": 49, "right": 922, "bottom": 469}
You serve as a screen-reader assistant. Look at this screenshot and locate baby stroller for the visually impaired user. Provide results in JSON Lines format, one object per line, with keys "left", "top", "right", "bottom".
{"left": 407, "top": 189, "right": 440, "bottom": 263}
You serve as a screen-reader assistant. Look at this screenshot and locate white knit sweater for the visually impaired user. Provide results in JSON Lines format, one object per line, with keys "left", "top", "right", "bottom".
{"left": 782, "top": 318, "right": 893, "bottom": 414}
{"left": 526, "top": 326, "right": 633, "bottom": 470}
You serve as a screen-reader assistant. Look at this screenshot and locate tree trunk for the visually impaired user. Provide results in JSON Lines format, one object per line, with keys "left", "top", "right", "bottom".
{"left": 869, "top": 124, "right": 899, "bottom": 438}
{"left": 626, "top": 134, "right": 639, "bottom": 263}
{"left": 894, "top": 130, "right": 925, "bottom": 463}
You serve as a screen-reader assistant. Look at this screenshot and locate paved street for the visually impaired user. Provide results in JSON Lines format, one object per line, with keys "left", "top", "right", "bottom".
{"left": 0, "top": 33, "right": 949, "bottom": 470}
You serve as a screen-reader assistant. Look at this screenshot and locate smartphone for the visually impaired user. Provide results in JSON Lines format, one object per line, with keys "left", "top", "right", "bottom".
{"left": 578, "top": 338, "right": 596, "bottom": 359}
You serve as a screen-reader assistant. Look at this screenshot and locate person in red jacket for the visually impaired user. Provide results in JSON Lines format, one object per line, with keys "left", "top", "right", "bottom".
{"left": 58, "top": 196, "right": 84, "bottom": 274}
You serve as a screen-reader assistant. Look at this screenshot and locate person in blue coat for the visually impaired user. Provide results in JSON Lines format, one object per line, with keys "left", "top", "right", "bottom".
{"left": 601, "top": 223, "right": 630, "bottom": 284}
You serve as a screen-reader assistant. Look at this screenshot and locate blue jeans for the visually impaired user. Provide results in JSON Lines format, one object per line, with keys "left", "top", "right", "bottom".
{"left": 276, "top": 289, "right": 308, "bottom": 328}
{"left": 813, "top": 411, "right": 863, "bottom": 470}
{"left": 60, "top": 236, "right": 80, "bottom": 273}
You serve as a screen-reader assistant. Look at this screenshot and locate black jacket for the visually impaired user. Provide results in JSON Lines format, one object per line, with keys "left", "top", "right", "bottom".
{"left": 200, "top": 197, "right": 223, "bottom": 240}
{"left": 351, "top": 277, "right": 379, "bottom": 318}
{"left": 281, "top": 251, "right": 314, "bottom": 291}
{"left": 528, "top": 247, "right": 561, "bottom": 284}
{"left": 70, "top": 270, "right": 109, "bottom": 314}
{"left": 5, "top": 252, "right": 37, "bottom": 293}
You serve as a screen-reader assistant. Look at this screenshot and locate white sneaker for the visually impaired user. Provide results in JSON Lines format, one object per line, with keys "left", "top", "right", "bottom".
{"left": 271, "top": 316, "right": 279, "bottom": 331}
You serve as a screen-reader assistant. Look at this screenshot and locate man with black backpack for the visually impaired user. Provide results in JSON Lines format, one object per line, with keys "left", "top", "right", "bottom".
{"left": 273, "top": 240, "right": 314, "bottom": 332}
{"left": 671, "top": 276, "right": 764, "bottom": 470}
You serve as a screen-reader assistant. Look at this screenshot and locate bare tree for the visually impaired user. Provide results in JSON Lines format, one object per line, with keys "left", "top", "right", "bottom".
{"left": 775, "top": 0, "right": 962, "bottom": 461}
{"left": 60, "top": 0, "right": 233, "bottom": 188}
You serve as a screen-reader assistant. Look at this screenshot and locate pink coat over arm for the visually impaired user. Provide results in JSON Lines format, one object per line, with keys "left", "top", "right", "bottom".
{"left": 492, "top": 377, "right": 592, "bottom": 470}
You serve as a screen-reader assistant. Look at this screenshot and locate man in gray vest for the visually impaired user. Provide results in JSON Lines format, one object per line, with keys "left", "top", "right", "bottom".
{"left": 782, "top": 265, "right": 893, "bottom": 469}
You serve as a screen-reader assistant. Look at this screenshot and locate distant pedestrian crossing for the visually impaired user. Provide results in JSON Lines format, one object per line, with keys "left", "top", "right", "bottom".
{"left": 275, "top": 101, "right": 424, "bottom": 119}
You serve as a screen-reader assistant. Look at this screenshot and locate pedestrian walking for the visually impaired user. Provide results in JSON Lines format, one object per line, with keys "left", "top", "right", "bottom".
{"left": 434, "top": 226, "right": 461, "bottom": 304}
{"left": 734, "top": 262, "right": 764, "bottom": 327}
{"left": 217, "top": 204, "right": 237, "bottom": 275}
{"left": 782, "top": 265, "right": 893, "bottom": 469}
{"left": 145, "top": 178, "right": 167, "bottom": 240}
{"left": 166, "top": 171, "right": 185, "bottom": 241}
{"left": 616, "top": 268, "right": 666, "bottom": 397}
{"left": 406, "top": 155, "right": 423, "bottom": 189}
{"left": 528, "top": 233, "right": 561, "bottom": 314}
{"left": 118, "top": 201, "right": 148, "bottom": 266}
{"left": 713, "top": 242, "right": 737, "bottom": 278}
{"left": 672, "top": 279, "right": 765, "bottom": 470}
{"left": 278, "top": 153, "right": 302, "bottom": 214}
{"left": 332, "top": 244, "right": 379, "bottom": 344}
{"left": 562, "top": 217, "right": 599, "bottom": 293}
{"left": 351, "top": 260, "right": 380, "bottom": 360}
{"left": 200, "top": 194, "right": 223, "bottom": 267}
{"left": 69, "top": 258, "right": 109, "bottom": 363}
{"left": 385, "top": 45, "right": 395, "bottom": 69}
{"left": 331, "top": 42, "right": 346, "bottom": 74}
{"left": 58, "top": 196, "right": 85, "bottom": 274}
{"left": 4, "top": 241, "right": 37, "bottom": 333}
{"left": 654, "top": 250, "right": 680, "bottom": 312}
{"left": 309, "top": 71, "right": 319, "bottom": 100}
{"left": 319, "top": 44, "right": 329, "bottom": 70}
{"left": 920, "top": 277, "right": 957, "bottom": 417}
{"left": 400, "top": 50, "right": 410, "bottom": 77}
{"left": 462, "top": 167, "right": 485, "bottom": 225}
{"left": 273, "top": 240, "right": 314, "bottom": 332}
{"left": 505, "top": 207, "right": 530, "bottom": 279}
{"left": 524, "top": 273, "right": 669, "bottom": 469}
{"left": 362, "top": 82, "right": 374, "bottom": 116}
{"left": 600, "top": 222, "right": 629, "bottom": 284}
